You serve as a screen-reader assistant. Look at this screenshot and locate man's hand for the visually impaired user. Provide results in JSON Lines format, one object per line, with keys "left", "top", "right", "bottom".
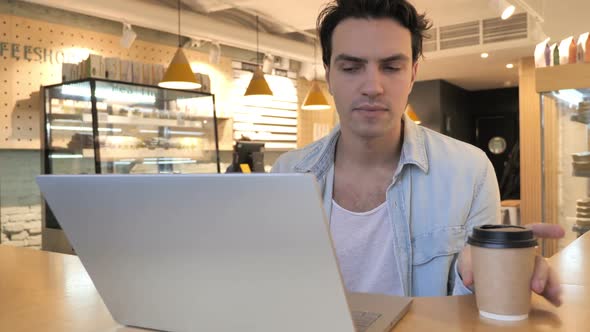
{"left": 457, "top": 223, "right": 564, "bottom": 307}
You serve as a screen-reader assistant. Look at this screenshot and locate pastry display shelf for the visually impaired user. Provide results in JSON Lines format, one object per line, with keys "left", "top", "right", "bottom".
{"left": 48, "top": 111, "right": 225, "bottom": 129}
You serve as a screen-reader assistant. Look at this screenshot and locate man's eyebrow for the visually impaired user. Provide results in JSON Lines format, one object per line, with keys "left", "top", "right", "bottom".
{"left": 379, "top": 54, "right": 411, "bottom": 63}
{"left": 333, "top": 53, "right": 410, "bottom": 64}
{"left": 333, "top": 54, "right": 367, "bottom": 64}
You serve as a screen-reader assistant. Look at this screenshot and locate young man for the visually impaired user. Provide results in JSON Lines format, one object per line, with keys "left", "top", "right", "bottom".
{"left": 272, "top": 0, "right": 562, "bottom": 305}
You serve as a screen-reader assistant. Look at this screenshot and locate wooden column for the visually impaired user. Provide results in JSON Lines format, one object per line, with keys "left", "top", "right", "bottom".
{"left": 519, "top": 57, "right": 542, "bottom": 228}
{"left": 542, "top": 96, "right": 559, "bottom": 257}
{"left": 519, "top": 57, "right": 561, "bottom": 257}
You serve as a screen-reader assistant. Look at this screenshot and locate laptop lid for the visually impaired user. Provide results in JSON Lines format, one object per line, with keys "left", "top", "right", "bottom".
{"left": 37, "top": 173, "right": 357, "bottom": 332}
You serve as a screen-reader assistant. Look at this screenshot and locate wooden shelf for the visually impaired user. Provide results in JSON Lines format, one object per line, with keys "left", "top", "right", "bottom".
{"left": 82, "top": 113, "right": 209, "bottom": 128}
{"left": 536, "top": 63, "right": 590, "bottom": 92}
{"left": 82, "top": 148, "right": 215, "bottom": 161}
{"left": 48, "top": 113, "right": 83, "bottom": 121}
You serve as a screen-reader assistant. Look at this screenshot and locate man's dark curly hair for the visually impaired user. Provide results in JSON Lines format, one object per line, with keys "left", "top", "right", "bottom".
{"left": 317, "top": 0, "right": 431, "bottom": 67}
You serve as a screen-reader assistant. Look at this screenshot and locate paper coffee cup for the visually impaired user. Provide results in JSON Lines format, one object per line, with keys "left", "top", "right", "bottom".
{"left": 468, "top": 225, "right": 538, "bottom": 321}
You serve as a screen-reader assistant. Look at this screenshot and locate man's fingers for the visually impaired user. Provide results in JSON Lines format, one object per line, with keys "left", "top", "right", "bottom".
{"left": 542, "top": 269, "right": 563, "bottom": 307}
{"left": 527, "top": 224, "right": 565, "bottom": 239}
{"left": 531, "top": 256, "right": 549, "bottom": 294}
{"left": 459, "top": 245, "right": 474, "bottom": 286}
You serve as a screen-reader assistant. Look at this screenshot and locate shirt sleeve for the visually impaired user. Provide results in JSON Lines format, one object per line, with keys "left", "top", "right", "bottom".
{"left": 451, "top": 156, "right": 501, "bottom": 295}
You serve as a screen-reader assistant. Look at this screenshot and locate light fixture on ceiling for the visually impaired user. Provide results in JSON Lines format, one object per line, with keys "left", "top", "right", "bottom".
{"left": 120, "top": 23, "right": 137, "bottom": 49}
{"left": 405, "top": 104, "right": 421, "bottom": 125}
{"left": 500, "top": 0, "right": 516, "bottom": 20}
{"left": 506, "top": 63, "right": 515, "bottom": 69}
{"left": 244, "top": 16, "right": 273, "bottom": 98}
{"left": 158, "top": 0, "right": 201, "bottom": 90}
{"left": 302, "top": 41, "right": 330, "bottom": 111}
{"left": 481, "top": 52, "right": 489, "bottom": 59}
{"left": 489, "top": 0, "right": 516, "bottom": 20}
{"left": 262, "top": 53, "right": 274, "bottom": 74}
{"left": 209, "top": 41, "right": 221, "bottom": 65}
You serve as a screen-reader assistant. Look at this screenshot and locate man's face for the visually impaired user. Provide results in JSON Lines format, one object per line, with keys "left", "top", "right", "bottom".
{"left": 326, "top": 18, "right": 418, "bottom": 139}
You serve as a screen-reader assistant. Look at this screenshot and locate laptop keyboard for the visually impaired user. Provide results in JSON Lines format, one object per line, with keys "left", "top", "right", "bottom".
{"left": 351, "top": 310, "right": 382, "bottom": 332}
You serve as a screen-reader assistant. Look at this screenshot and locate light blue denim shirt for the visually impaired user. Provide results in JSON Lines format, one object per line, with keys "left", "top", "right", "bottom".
{"left": 271, "top": 114, "right": 500, "bottom": 297}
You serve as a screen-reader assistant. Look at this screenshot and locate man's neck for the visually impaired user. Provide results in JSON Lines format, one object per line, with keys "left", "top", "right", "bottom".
{"left": 335, "top": 122, "right": 404, "bottom": 169}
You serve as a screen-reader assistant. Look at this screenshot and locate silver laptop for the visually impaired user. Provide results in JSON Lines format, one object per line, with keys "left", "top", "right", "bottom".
{"left": 37, "top": 174, "right": 412, "bottom": 332}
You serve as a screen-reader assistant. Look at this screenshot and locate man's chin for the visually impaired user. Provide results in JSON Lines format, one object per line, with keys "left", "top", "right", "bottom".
{"left": 350, "top": 126, "right": 393, "bottom": 139}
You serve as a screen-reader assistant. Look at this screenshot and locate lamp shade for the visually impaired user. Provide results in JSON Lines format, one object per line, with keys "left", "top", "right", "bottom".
{"left": 159, "top": 47, "right": 201, "bottom": 90}
{"left": 302, "top": 80, "right": 330, "bottom": 111}
{"left": 244, "top": 68, "right": 273, "bottom": 97}
{"left": 405, "top": 104, "right": 421, "bottom": 124}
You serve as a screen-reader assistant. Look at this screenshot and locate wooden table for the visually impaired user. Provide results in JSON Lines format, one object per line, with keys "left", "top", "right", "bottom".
{"left": 0, "top": 233, "right": 588, "bottom": 332}
{"left": 395, "top": 232, "right": 590, "bottom": 331}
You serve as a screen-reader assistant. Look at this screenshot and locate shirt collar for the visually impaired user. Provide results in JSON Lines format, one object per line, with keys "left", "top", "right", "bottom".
{"left": 295, "top": 113, "right": 429, "bottom": 175}
{"left": 400, "top": 112, "right": 429, "bottom": 174}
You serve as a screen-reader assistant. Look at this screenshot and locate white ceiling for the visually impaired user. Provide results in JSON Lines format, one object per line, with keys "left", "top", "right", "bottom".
{"left": 151, "top": 0, "right": 590, "bottom": 90}
{"left": 24, "top": 0, "right": 590, "bottom": 91}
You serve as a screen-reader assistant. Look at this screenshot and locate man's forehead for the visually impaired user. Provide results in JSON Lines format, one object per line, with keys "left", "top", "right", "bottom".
{"left": 332, "top": 17, "right": 411, "bottom": 37}
{"left": 331, "top": 18, "right": 412, "bottom": 58}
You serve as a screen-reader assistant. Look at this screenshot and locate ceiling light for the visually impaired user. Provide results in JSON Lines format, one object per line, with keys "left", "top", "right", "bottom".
{"left": 262, "top": 54, "right": 274, "bottom": 74}
{"left": 501, "top": 2, "right": 516, "bottom": 20}
{"left": 120, "top": 23, "right": 137, "bottom": 49}
{"left": 209, "top": 42, "right": 221, "bottom": 65}
{"left": 302, "top": 42, "right": 330, "bottom": 111}
{"left": 489, "top": 0, "right": 516, "bottom": 21}
{"left": 481, "top": 53, "right": 489, "bottom": 59}
{"left": 506, "top": 63, "right": 514, "bottom": 69}
{"left": 501, "top": 5, "right": 516, "bottom": 20}
{"left": 158, "top": 0, "right": 201, "bottom": 90}
{"left": 244, "top": 16, "right": 273, "bottom": 98}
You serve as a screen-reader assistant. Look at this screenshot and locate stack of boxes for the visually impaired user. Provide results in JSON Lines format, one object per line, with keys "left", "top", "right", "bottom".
{"left": 572, "top": 151, "right": 590, "bottom": 175}
{"left": 62, "top": 54, "right": 165, "bottom": 85}
{"left": 574, "top": 99, "right": 590, "bottom": 123}
{"left": 575, "top": 199, "right": 590, "bottom": 236}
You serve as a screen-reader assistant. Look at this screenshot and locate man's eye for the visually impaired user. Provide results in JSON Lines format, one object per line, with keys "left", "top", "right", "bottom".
{"left": 384, "top": 66, "right": 401, "bottom": 72}
{"left": 342, "top": 66, "right": 360, "bottom": 73}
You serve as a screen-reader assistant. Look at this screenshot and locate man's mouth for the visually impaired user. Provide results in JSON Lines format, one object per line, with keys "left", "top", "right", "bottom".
{"left": 353, "top": 104, "right": 389, "bottom": 112}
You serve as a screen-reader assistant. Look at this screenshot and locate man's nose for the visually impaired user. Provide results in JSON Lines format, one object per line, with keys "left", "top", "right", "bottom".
{"left": 360, "top": 66, "right": 384, "bottom": 98}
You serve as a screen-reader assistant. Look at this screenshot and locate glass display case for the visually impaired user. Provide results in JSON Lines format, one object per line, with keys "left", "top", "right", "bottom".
{"left": 538, "top": 65, "right": 590, "bottom": 252}
{"left": 41, "top": 78, "right": 220, "bottom": 253}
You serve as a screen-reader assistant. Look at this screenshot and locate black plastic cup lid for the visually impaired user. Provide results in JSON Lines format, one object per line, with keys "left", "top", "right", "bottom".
{"left": 467, "top": 224, "right": 538, "bottom": 249}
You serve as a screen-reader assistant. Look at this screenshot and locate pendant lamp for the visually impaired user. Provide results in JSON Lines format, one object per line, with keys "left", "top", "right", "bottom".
{"left": 159, "top": 0, "right": 201, "bottom": 90}
{"left": 405, "top": 104, "right": 421, "bottom": 124}
{"left": 302, "top": 41, "right": 330, "bottom": 111}
{"left": 244, "top": 16, "right": 273, "bottom": 98}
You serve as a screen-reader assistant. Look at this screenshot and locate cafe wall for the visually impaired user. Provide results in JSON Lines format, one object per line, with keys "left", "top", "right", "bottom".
{"left": 0, "top": 14, "right": 237, "bottom": 150}
{"left": 0, "top": 2, "right": 337, "bottom": 247}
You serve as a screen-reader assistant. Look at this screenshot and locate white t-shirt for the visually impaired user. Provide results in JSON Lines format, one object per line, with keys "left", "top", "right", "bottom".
{"left": 329, "top": 199, "right": 403, "bottom": 296}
